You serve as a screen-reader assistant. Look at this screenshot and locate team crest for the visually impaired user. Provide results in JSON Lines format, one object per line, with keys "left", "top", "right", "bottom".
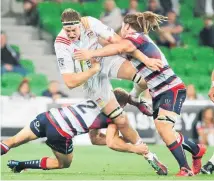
{"left": 96, "top": 98, "right": 105, "bottom": 109}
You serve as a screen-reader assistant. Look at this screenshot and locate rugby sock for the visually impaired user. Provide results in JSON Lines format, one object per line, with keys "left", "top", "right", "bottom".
{"left": 19, "top": 157, "right": 48, "bottom": 170}
{"left": 167, "top": 140, "right": 190, "bottom": 169}
{"left": 1, "top": 142, "right": 9, "bottom": 155}
{"left": 130, "top": 83, "right": 143, "bottom": 98}
{"left": 178, "top": 133, "right": 200, "bottom": 156}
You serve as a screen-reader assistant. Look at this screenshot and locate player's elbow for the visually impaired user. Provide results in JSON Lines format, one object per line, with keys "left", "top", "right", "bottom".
{"left": 63, "top": 74, "right": 81, "bottom": 89}
{"left": 121, "top": 41, "right": 136, "bottom": 53}
{"left": 106, "top": 138, "right": 117, "bottom": 150}
{"left": 65, "top": 81, "right": 78, "bottom": 89}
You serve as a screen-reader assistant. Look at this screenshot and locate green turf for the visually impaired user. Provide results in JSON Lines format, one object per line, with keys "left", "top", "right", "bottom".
{"left": 1, "top": 144, "right": 214, "bottom": 180}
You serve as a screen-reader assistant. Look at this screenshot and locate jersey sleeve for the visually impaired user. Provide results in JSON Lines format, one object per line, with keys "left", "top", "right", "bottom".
{"left": 54, "top": 42, "right": 75, "bottom": 74}
{"left": 88, "top": 16, "right": 115, "bottom": 41}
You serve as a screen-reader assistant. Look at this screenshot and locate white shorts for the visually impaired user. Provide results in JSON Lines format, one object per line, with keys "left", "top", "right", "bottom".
{"left": 101, "top": 55, "right": 126, "bottom": 78}
{"left": 83, "top": 55, "right": 126, "bottom": 109}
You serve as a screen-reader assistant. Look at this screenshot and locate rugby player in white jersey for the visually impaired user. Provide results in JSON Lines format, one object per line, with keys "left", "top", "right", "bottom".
{"left": 1, "top": 89, "right": 167, "bottom": 175}
{"left": 201, "top": 70, "right": 214, "bottom": 174}
{"left": 74, "top": 12, "right": 208, "bottom": 176}
{"left": 54, "top": 8, "right": 164, "bottom": 157}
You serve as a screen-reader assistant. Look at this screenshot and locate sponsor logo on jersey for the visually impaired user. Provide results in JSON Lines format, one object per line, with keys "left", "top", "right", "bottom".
{"left": 34, "top": 120, "right": 40, "bottom": 133}
{"left": 87, "top": 31, "right": 94, "bottom": 38}
{"left": 58, "top": 58, "right": 65, "bottom": 68}
{"left": 96, "top": 98, "right": 105, "bottom": 109}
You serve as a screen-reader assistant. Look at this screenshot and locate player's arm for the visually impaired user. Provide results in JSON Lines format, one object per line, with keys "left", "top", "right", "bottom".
{"left": 106, "top": 124, "right": 148, "bottom": 154}
{"left": 74, "top": 40, "right": 163, "bottom": 71}
{"left": 208, "top": 70, "right": 214, "bottom": 102}
{"left": 55, "top": 43, "right": 100, "bottom": 89}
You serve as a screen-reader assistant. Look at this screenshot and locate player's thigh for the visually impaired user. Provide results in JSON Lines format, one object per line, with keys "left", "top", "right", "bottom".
{"left": 117, "top": 60, "right": 137, "bottom": 80}
{"left": 102, "top": 55, "right": 129, "bottom": 79}
{"left": 52, "top": 149, "right": 73, "bottom": 168}
{"left": 9, "top": 125, "right": 38, "bottom": 147}
{"left": 153, "top": 87, "right": 186, "bottom": 131}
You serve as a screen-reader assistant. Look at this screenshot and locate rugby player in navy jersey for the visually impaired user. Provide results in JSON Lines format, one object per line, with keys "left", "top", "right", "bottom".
{"left": 1, "top": 88, "right": 167, "bottom": 175}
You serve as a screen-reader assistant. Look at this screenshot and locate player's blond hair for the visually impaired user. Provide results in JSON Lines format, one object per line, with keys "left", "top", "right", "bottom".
{"left": 124, "top": 11, "right": 167, "bottom": 34}
{"left": 61, "top": 8, "right": 81, "bottom": 22}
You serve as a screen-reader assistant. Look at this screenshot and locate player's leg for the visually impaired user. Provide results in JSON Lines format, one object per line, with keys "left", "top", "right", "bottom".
{"left": 102, "top": 96, "right": 141, "bottom": 145}
{"left": 1, "top": 122, "right": 39, "bottom": 155}
{"left": 107, "top": 56, "right": 152, "bottom": 116}
{"left": 7, "top": 113, "right": 74, "bottom": 172}
{"left": 153, "top": 85, "right": 199, "bottom": 176}
{"left": 7, "top": 150, "right": 73, "bottom": 172}
{"left": 154, "top": 109, "right": 192, "bottom": 176}
{"left": 201, "top": 153, "right": 214, "bottom": 174}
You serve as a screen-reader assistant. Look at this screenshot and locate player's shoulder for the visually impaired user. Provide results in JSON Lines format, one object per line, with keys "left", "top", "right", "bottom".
{"left": 125, "top": 33, "right": 147, "bottom": 44}
{"left": 55, "top": 29, "right": 72, "bottom": 46}
{"left": 82, "top": 16, "right": 100, "bottom": 28}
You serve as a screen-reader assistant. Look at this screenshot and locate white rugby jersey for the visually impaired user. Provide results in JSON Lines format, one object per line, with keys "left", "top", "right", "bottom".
{"left": 54, "top": 16, "right": 115, "bottom": 74}
{"left": 46, "top": 99, "right": 111, "bottom": 138}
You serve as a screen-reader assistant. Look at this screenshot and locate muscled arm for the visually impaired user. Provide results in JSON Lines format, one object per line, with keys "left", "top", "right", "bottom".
{"left": 62, "top": 67, "right": 99, "bottom": 89}
{"left": 55, "top": 43, "right": 100, "bottom": 89}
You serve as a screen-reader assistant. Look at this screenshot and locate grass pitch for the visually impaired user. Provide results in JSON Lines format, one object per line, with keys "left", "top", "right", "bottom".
{"left": 1, "top": 144, "right": 214, "bottom": 180}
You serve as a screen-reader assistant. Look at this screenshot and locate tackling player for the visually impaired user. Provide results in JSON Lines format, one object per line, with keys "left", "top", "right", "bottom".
{"left": 54, "top": 9, "right": 161, "bottom": 157}
{"left": 201, "top": 70, "right": 214, "bottom": 174}
{"left": 74, "top": 12, "right": 207, "bottom": 176}
{"left": 1, "top": 89, "right": 167, "bottom": 175}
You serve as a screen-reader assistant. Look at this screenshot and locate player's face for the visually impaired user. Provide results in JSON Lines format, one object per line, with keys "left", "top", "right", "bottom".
{"left": 121, "top": 23, "right": 129, "bottom": 38}
{"left": 63, "top": 25, "right": 81, "bottom": 41}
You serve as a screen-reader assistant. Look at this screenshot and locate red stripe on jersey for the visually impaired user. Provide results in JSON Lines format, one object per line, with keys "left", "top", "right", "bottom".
{"left": 154, "top": 77, "right": 177, "bottom": 93}
{"left": 67, "top": 107, "right": 88, "bottom": 132}
{"left": 56, "top": 36, "right": 71, "bottom": 43}
{"left": 126, "top": 36, "right": 144, "bottom": 45}
{"left": 55, "top": 40, "right": 71, "bottom": 45}
{"left": 45, "top": 112, "right": 72, "bottom": 139}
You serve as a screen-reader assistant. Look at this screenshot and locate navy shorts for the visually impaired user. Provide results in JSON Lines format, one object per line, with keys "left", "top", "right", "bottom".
{"left": 30, "top": 113, "right": 73, "bottom": 154}
{"left": 152, "top": 84, "right": 186, "bottom": 119}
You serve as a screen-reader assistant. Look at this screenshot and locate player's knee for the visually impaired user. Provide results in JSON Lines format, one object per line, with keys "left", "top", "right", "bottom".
{"left": 114, "top": 113, "right": 129, "bottom": 128}
{"left": 155, "top": 115, "right": 175, "bottom": 135}
{"left": 59, "top": 161, "right": 72, "bottom": 169}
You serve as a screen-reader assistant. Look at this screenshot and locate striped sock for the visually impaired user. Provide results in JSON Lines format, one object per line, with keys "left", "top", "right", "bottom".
{"left": 167, "top": 139, "right": 190, "bottom": 169}
{"left": 19, "top": 157, "right": 49, "bottom": 170}
{"left": 1, "top": 142, "right": 9, "bottom": 155}
{"left": 178, "top": 133, "right": 199, "bottom": 156}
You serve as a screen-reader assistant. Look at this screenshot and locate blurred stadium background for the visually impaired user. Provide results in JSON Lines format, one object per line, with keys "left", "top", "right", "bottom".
{"left": 1, "top": 0, "right": 214, "bottom": 179}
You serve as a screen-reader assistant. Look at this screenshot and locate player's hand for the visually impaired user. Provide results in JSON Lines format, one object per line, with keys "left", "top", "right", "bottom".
{"left": 144, "top": 58, "right": 163, "bottom": 71}
{"left": 208, "top": 87, "right": 214, "bottom": 102}
{"left": 134, "top": 143, "right": 149, "bottom": 155}
{"left": 90, "top": 58, "right": 100, "bottom": 73}
{"left": 74, "top": 49, "right": 94, "bottom": 61}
